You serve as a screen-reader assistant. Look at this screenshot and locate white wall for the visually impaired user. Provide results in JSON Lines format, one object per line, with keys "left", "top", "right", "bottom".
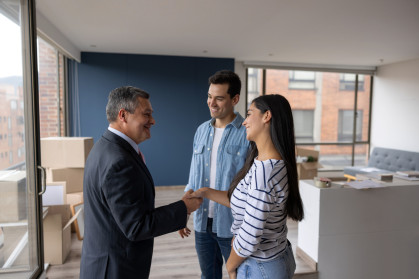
{"left": 371, "top": 58, "right": 419, "bottom": 152}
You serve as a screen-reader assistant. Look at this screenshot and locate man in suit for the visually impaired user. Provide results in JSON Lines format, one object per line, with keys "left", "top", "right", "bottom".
{"left": 80, "top": 86, "right": 202, "bottom": 279}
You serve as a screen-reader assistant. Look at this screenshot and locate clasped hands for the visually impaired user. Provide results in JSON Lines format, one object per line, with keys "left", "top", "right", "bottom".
{"left": 181, "top": 189, "right": 204, "bottom": 214}
{"left": 179, "top": 188, "right": 207, "bottom": 238}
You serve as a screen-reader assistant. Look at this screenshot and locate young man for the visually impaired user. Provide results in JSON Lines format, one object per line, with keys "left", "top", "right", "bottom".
{"left": 80, "top": 86, "right": 202, "bottom": 279}
{"left": 180, "top": 70, "right": 249, "bottom": 278}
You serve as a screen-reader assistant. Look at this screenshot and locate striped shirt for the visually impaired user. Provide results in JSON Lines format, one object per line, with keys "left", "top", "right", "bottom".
{"left": 230, "top": 158, "right": 289, "bottom": 260}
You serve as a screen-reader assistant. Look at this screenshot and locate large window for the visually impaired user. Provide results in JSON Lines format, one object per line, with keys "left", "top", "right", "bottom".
{"left": 248, "top": 67, "right": 373, "bottom": 168}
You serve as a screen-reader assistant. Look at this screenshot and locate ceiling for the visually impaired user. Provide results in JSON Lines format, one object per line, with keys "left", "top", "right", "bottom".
{"left": 36, "top": 0, "right": 419, "bottom": 67}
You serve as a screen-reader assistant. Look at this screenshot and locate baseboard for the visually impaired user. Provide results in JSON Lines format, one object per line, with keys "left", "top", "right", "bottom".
{"left": 296, "top": 246, "right": 317, "bottom": 271}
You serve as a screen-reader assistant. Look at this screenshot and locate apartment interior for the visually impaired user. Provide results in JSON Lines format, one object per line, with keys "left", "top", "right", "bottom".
{"left": 0, "top": 0, "right": 419, "bottom": 278}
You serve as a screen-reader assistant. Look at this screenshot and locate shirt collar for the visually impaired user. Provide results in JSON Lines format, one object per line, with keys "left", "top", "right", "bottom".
{"left": 210, "top": 112, "right": 243, "bottom": 129}
{"left": 108, "top": 126, "right": 139, "bottom": 154}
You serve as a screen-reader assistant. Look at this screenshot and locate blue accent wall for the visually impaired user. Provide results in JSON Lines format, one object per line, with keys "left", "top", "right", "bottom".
{"left": 75, "top": 52, "right": 234, "bottom": 186}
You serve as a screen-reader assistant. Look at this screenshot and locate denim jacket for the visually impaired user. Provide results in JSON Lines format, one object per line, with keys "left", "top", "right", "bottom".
{"left": 185, "top": 112, "right": 249, "bottom": 238}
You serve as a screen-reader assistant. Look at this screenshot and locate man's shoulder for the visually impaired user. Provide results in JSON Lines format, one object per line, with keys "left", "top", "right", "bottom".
{"left": 195, "top": 119, "right": 212, "bottom": 133}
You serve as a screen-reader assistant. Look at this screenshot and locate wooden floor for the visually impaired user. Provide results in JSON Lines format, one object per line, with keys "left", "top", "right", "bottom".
{"left": 46, "top": 186, "right": 317, "bottom": 279}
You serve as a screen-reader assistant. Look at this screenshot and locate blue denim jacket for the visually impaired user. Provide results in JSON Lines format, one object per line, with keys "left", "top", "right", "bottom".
{"left": 185, "top": 112, "right": 249, "bottom": 238}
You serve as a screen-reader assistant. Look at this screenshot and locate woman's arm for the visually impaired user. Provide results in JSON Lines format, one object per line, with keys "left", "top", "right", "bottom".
{"left": 226, "top": 240, "right": 246, "bottom": 279}
{"left": 192, "top": 188, "right": 230, "bottom": 208}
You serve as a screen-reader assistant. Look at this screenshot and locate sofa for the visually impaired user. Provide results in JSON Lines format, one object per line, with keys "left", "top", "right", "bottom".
{"left": 344, "top": 147, "right": 419, "bottom": 178}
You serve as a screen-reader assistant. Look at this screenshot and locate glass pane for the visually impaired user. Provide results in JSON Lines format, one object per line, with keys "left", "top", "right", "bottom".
{"left": 353, "top": 143, "right": 370, "bottom": 166}
{"left": 0, "top": 0, "right": 41, "bottom": 276}
{"left": 356, "top": 75, "right": 371, "bottom": 142}
{"left": 38, "top": 37, "right": 66, "bottom": 137}
{"left": 247, "top": 68, "right": 263, "bottom": 108}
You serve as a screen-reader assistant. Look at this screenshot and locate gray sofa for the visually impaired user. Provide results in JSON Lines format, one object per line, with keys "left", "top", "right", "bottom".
{"left": 344, "top": 147, "right": 419, "bottom": 177}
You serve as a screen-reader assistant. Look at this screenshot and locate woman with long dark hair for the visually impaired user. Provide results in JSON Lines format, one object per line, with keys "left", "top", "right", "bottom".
{"left": 191, "top": 94, "right": 304, "bottom": 279}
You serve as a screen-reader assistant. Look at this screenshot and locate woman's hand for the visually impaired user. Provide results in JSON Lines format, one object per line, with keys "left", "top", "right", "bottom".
{"left": 189, "top": 187, "right": 208, "bottom": 198}
{"left": 226, "top": 262, "right": 237, "bottom": 279}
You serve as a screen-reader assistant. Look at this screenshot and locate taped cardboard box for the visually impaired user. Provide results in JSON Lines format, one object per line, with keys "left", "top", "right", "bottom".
{"left": 41, "top": 137, "right": 93, "bottom": 168}
{"left": 296, "top": 147, "right": 322, "bottom": 180}
{"left": 43, "top": 204, "right": 77, "bottom": 265}
{"left": 67, "top": 192, "right": 83, "bottom": 206}
{"left": 0, "top": 171, "right": 27, "bottom": 223}
{"left": 47, "top": 168, "right": 84, "bottom": 193}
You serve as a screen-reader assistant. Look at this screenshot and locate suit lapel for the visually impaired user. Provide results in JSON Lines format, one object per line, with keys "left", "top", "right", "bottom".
{"left": 103, "top": 130, "right": 155, "bottom": 189}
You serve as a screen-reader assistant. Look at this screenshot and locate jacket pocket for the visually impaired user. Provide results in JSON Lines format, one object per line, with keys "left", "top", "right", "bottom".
{"left": 193, "top": 144, "right": 205, "bottom": 155}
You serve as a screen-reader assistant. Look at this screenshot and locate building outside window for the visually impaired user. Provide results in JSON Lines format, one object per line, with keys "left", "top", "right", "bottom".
{"left": 288, "top": 70, "right": 316, "bottom": 90}
{"left": 338, "top": 110, "right": 363, "bottom": 141}
{"left": 248, "top": 67, "right": 372, "bottom": 168}
{"left": 293, "top": 110, "right": 314, "bottom": 142}
{"left": 340, "top": 73, "right": 364, "bottom": 91}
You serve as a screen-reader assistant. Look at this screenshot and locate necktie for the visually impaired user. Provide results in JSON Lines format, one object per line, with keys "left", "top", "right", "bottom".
{"left": 139, "top": 149, "right": 145, "bottom": 163}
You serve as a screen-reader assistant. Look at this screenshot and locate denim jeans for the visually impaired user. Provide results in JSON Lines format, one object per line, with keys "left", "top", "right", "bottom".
{"left": 195, "top": 218, "right": 232, "bottom": 279}
{"left": 237, "top": 240, "right": 296, "bottom": 279}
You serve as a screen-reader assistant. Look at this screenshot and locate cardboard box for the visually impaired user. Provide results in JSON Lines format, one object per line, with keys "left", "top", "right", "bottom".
{"left": 43, "top": 204, "right": 76, "bottom": 265}
{"left": 47, "top": 168, "right": 84, "bottom": 193}
{"left": 296, "top": 147, "right": 322, "bottom": 180}
{"left": 66, "top": 192, "right": 83, "bottom": 206}
{"left": 0, "top": 171, "right": 27, "bottom": 222}
{"left": 41, "top": 137, "right": 93, "bottom": 168}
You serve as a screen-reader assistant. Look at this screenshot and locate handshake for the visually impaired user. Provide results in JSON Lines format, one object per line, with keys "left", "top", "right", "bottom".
{"left": 181, "top": 189, "right": 204, "bottom": 214}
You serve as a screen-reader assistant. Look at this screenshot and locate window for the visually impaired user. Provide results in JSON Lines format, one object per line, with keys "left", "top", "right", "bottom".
{"left": 338, "top": 110, "right": 363, "bottom": 141}
{"left": 340, "top": 74, "right": 365, "bottom": 91}
{"left": 247, "top": 68, "right": 262, "bottom": 108}
{"left": 293, "top": 110, "right": 314, "bottom": 142}
{"left": 249, "top": 68, "right": 373, "bottom": 169}
{"left": 289, "top": 71, "right": 316, "bottom": 90}
{"left": 37, "top": 37, "right": 66, "bottom": 137}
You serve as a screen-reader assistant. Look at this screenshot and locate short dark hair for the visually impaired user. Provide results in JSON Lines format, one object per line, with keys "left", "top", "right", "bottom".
{"left": 106, "top": 86, "right": 149, "bottom": 123}
{"left": 208, "top": 70, "right": 241, "bottom": 98}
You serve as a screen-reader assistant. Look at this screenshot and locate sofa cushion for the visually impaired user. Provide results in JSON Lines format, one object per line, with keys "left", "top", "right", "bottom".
{"left": 344, "top": 147, "right": 419, "bottom": 177}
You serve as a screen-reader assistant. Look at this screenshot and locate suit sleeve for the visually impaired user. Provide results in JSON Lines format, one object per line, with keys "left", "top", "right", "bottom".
{"left": 102, "top": 160, "right": 187, "bottom": 241}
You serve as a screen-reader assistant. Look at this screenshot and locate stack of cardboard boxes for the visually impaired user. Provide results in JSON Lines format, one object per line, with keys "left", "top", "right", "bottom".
{"left": 41, "top": 137, "right": 93, "bottom": 265}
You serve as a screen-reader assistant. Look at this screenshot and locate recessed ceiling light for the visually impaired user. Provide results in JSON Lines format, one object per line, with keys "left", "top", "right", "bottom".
{"left": 268, "top": 53, "right": 274, "bottom": 56}
{"left": 203, "top": 50, "right": 208, "bottom": 53}
{"left": 90, "top": 45, "right": 96, "bottom": 48}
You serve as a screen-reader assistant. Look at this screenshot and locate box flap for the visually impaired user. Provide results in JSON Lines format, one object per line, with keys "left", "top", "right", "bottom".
{"left": 296, "top": 147, "right": 319, "bottom": 160}
{"left": 63, "top": 207, "right": 81, "bottom": 231}
{"left": 300, "top": 162, "right": 322, "bottom": 170}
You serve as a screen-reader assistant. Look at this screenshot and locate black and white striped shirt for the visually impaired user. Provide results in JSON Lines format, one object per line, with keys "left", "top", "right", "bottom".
{"left": 230, "top": 158, "right": 289, "bottom": 260}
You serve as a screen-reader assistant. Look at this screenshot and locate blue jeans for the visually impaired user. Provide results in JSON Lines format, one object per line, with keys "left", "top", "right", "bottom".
{"left": 237, "top": 240, "right": 296, "bottom": 279}
{"left": 195, "top": 218, "right": 232, "bottom": 279}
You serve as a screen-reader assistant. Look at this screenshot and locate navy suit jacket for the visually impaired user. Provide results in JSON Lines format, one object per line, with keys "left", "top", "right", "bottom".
{"left": 80, "top": 130, "right": 187, "bottom": 279}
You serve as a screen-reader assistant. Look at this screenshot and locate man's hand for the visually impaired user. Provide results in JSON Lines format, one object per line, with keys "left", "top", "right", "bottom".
{"left": 178, "top": 227, "right": 191, "bottom": 238}
{"left": 182, "top": 189, "right": 203, "bottom": 214}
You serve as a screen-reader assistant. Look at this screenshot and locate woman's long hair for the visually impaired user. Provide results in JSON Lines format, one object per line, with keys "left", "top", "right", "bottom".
{"left": 228, "top": 94, "right": 304, "bottom": 221}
